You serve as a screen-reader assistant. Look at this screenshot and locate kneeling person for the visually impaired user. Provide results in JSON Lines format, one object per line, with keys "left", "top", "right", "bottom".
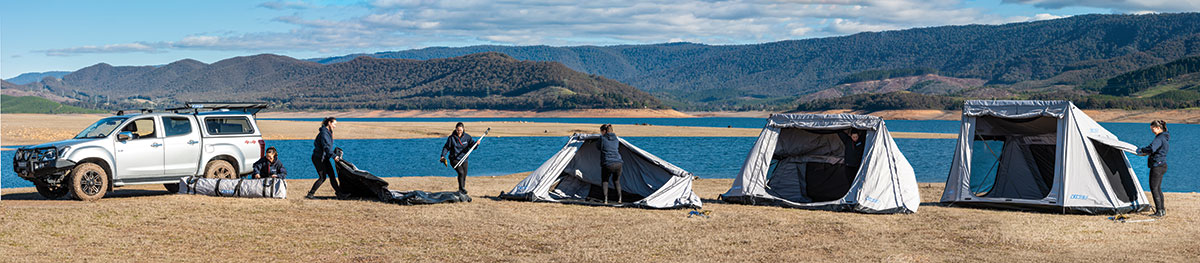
{"left": 253, "top": 147, "right": 287, "bottom": 179}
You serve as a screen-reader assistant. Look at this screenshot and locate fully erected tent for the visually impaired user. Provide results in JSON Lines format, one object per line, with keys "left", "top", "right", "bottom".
{"left": 720, "top": 114, "right": 919, "bottom": 213}
{"left": 500, "top": 134, "right": 701, "bottom": 209}
{"left": 941, "top": 100, "right": 1149, "bottom": 214}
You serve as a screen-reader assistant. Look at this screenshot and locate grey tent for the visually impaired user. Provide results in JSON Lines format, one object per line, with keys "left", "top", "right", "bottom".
{"left": 941, "top": 100, "right": 1149, "bottom": 214}
{"left": 500, "top": 134, "right": 701, "bottom": 209}
{"left": 720, "top": 114, "right": 920, "bottom": 213}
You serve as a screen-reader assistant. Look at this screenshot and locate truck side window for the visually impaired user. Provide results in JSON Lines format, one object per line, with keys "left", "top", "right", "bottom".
{"left": 163, "top": 117, "right": 193, "bottom": 137}
{"left": 205, "top": 117, "right": 254, "bottom": 135}
{"left": 122, "top": 118, "right": 157, "bottom": 139}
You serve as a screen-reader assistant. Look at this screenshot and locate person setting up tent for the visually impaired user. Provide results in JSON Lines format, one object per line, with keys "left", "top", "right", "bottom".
{"left": 306, "top": 117, "right": 341, "bottom": 199}
{"left": 252, "top": 146, "right": 287, "bottom": 179}
{"left": 599, "top": 124, "right": 624, "bottom": 204}
{"left": 838, "top": 129, "right": 866, "bottom": 183}
{"left": 441, "top": 122, "right": 477, "bottom": 194}
{"left": 1137, "top": 120, "right": 1170, "bottom": 217}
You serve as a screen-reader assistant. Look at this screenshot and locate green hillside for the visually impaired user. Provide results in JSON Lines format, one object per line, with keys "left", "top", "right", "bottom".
{"left": 1, "top": 95, "right": 106, "bottom": 114}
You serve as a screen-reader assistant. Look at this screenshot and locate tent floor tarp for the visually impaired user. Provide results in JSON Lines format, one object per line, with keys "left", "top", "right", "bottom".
{"left": 335, "top": 151, "right": 470, "bottom": 205}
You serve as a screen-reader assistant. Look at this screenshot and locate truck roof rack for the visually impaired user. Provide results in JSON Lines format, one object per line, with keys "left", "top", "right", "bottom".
{"left": 166, "top": 102, "right": 269, "bottom": 115}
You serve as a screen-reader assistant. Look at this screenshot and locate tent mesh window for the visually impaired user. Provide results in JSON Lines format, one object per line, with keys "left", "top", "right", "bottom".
{"left": 968, "top": 116, "right": 1058, "bottom": 200}
{"left": 764, "top": 128, "right": 865, "bottom": 203}
{"left": 1092, "top": 140, "right": 1140, "bottom": 203}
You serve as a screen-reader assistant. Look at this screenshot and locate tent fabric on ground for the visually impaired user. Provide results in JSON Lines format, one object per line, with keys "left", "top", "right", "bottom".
{"left": 719, "top": 114, "right": 919, "bottom": 213}
{"left": 334, "top": 149, "right": 471, "bottom": 205}
{"left": 941, "top": 100, "right": 1149, "bottom": 214}
{"left": 178, "top": 176, "right": 287, "bottom": 199}
{"left": 499, "top": 134, "right": 701, "bottom": 209}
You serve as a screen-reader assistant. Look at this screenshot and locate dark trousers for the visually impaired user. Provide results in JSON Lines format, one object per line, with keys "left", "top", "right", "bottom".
{"left": 454, "top": 160, "right": 468, "bottom": 192}
{"left": 309, "top": 156, "right": 340, "bottom": 195}
{"left": 1150, "top": 164, "right": 1167, "bottom": 211}
{"left": 601, "top": 163, "right": 623, "bottom": 186}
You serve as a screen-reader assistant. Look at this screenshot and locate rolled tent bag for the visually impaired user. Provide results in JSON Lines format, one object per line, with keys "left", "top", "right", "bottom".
{"left": 178, "top": 176, "right": 288, "bottom": 199}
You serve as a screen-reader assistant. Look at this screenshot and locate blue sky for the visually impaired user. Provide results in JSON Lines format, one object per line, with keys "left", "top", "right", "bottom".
{"left": 2, "top": 0, "right": 1198, "bottom": 79}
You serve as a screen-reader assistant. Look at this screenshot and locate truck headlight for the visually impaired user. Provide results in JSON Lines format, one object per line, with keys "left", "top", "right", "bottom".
{"left": 58, "top": 146, "right": 71, "bottom": 159}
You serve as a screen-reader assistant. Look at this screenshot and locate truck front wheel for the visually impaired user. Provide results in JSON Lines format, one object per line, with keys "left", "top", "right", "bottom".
{"left": 68, "top": 163, "right": 108, "bottom": 201}
{"left": 204, "top": 160, "right": 237, "bottom": 179}
{"left": 34, "top": 181, "right": 68, "bottom": 199}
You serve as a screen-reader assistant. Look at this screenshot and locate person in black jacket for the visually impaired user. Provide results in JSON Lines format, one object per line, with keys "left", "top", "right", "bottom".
{"left": 838, "top": 129, "right": 866, "bottom": 184}
{"left": 306, "top": 117, "right": 341, "bottom": 199}
{"left": 441, "top": 122, "right": 476, "bottom": 194}
{"left": 1137, "top": 120, "right": 1170, "bottom": 217}
{"left": 252, "top": 147, "right": 287, "bottom": 179}
{"left": 598, "top": 124, "right": 623, "bottom": 204}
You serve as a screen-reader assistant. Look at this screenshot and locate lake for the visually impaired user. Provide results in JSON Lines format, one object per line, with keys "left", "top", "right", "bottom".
{"left": 2, "top": 118, "right": 1195, "bottom": 193}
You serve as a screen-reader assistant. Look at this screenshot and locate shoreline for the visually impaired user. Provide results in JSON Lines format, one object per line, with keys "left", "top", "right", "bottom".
{"left": 1, "top": 175, "right": 1197, "bottom": 261}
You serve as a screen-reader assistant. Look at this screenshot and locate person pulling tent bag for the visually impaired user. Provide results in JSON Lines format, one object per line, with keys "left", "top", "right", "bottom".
{"left": 177, "top": 176, "right": 287, "bottom": 199}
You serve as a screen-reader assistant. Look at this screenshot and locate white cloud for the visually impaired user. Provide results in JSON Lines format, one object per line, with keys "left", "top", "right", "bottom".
{"left": 38, "top": 0, "right": 1148, "bottom": 56}
{"left": 1002, "top": 0, "right": 1200, "bottom": 13}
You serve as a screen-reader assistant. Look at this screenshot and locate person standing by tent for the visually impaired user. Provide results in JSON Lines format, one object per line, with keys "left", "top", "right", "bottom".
{"left": 599, "top": 124, "right": 624, "bottom": 204}
{"left": 838, "top": 129, "right": 866, "bottom": 186}
{"left": 306, "top": 117, "right": 341, "bottom": 199}
{"left": 252, "top": 147, "right": 287, "bottom": 179}
{"left": 1137, "top": 120, "right": 1170, "bottom": 217}
{"left": 441, "top": 122, "right": 476, "bottom": 194}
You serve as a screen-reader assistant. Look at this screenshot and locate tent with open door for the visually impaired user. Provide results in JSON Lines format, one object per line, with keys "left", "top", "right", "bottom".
{"left": 500, "top": 134, "right": 701, "bottom": 209}
{"left": 719, "top": 114, "right": 919, "bottom": 213}
{"left": 941, "top": 100, "right": 1149, "bottom": 214}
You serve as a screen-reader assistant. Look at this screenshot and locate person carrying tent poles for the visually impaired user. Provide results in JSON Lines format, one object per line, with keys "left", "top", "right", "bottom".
{"left": 306, "top": 117, "right": 341, "bottom": 199}
{"left": 599, "top": 124, "right": 624, "bottom": 204}
{"left": 1137, "top": 120, "right": 1170, "bottom": 218}
{"left": 441, "top": 122, "right": 478, "bottom": 195}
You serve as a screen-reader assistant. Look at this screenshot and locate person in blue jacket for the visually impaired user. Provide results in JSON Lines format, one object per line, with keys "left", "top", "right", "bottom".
{"left": 1137, "top": 120, "right": 1170, "bottom": 217}
{"left": 441, "top": 122, "right": 476, "bottom": 194}
{"left": 306, "top": 117, "right": 341, "bottom": 199}
{"left": 598, "top": 124, "right": 623, "bottom": 204}
{"left": 252, "top": 147, "right": 287, "bottom": 179}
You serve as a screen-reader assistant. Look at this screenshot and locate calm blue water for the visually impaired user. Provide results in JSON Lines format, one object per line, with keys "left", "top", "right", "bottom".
{"left": 3, "top": 119, "right": 1196, "bottom": 193}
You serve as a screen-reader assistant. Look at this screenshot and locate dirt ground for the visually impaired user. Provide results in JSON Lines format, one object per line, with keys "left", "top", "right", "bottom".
{"left": 1, "top": 175, "right": 1196, "bottom": 262}
{"left": 0, "top": 114, "right": 955, "bottom": 147}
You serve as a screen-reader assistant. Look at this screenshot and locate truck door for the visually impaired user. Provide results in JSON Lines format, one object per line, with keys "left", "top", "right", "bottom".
{"left": 114, "top": 116, "right": 165, "bottom": 178}
{"left": 162, "top": 116, "right": 203, "bottom": 176}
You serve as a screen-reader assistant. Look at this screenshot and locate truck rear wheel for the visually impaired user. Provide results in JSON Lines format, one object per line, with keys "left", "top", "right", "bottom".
{"left": 68, "top": 163, "right": 108, "bottom": 201}
{"left": 204, "top": 160, "right": 237, "bottom": 179}
{"left": 34, "top": 181, "right": 68, "bottom": 199}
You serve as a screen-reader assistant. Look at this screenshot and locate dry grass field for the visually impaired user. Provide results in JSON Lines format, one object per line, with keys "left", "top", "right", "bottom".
{"left": 2, "top": 174, "right": 1197, "bottom": 262}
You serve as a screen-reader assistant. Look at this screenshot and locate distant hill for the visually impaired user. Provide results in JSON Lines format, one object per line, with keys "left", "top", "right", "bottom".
{"left": 312, "top": 13, "right": 1200, "bottom": 109}
{"left": 1098, "top": 55, "right": 1200, "bottom": 97}
{"left": 0, "top": 95, "right": 105, "bottom": 114}
{"left": 4, "top": 71, "right": 71, "bottom": 85}
{"left": 40, "top": 52, "right": 665, "bottom": 110}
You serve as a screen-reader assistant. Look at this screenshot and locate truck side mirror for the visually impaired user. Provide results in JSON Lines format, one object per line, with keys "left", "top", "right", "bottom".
{"left": 117, "top": 131, "right": 133, "bottom": 141}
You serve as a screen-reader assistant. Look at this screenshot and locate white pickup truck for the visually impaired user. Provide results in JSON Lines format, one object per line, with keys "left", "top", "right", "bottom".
{"left": 12, "top": 102, "right": 268, "bottom": 201}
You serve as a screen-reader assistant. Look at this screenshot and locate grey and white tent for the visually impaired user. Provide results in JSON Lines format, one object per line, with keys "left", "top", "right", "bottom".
{"left": 500, "top": 134, "right": 701, "bottom": 209}
{"left": 941, "top": 100, "right": 1149, "bottom": 214}
{"left": 720, "top": 114, "right": 920, "bottom": 213}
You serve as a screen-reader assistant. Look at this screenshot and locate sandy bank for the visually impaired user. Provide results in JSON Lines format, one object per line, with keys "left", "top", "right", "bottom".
{"left": 1, "top": 114, "right": 955, "bottom": 147}
{"left": 1, "top": 175, "right": 1196, "bottom": 261}
{"left": 257, "top": 108, "right": 694, "bottom": 118}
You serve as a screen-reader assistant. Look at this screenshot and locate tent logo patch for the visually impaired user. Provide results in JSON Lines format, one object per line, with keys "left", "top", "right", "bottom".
{"left": 1069, "top": 194, "right": 1088, "bottom": 200}
{"left": 864, "top": 196, "right": 880, "bottom": 203}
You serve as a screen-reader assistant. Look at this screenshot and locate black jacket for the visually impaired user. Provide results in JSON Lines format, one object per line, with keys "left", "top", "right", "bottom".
{"left": 312, "top": 126, "right": 335, "bottom": 160}
{"left": 252, "top": 158, "right": 287, "bottom": 179}
{"left": 1138, "top": 131, "right": 1169, "bottom": 168}
{"left": 838, "top": 131, "right": 866, "bottom": 167}
{"left": 442, "top": 133, "right": 475, "bottom": 163}
{"left": 598, "top": 133, "right": 623, "bottom": 166}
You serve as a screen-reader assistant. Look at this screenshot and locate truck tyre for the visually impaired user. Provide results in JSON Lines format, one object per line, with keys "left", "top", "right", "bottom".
{"left": 164, "top": 183, "right": 180, "bottom": 193}
{"left": 68, "top": 163, "right": 108, "bottom": 201}
{"left": 204, "top": 160, "right": 237, "bottom": 179}
{"left": 34, "top": 181, "right": 68, "bottom": 199}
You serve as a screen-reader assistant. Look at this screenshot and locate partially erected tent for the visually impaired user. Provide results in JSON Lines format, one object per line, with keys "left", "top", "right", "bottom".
{"left": 334, "top": 149, "right": 471, "bottom": 205}
{"left": 500, "top": 134, "right": 701, "bottom": 209}
{"left": 720, "top": 114, "right": 919, "bottom": 213}
{"left": 941, "top": 100, "right": 1149, "bottom": 214}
